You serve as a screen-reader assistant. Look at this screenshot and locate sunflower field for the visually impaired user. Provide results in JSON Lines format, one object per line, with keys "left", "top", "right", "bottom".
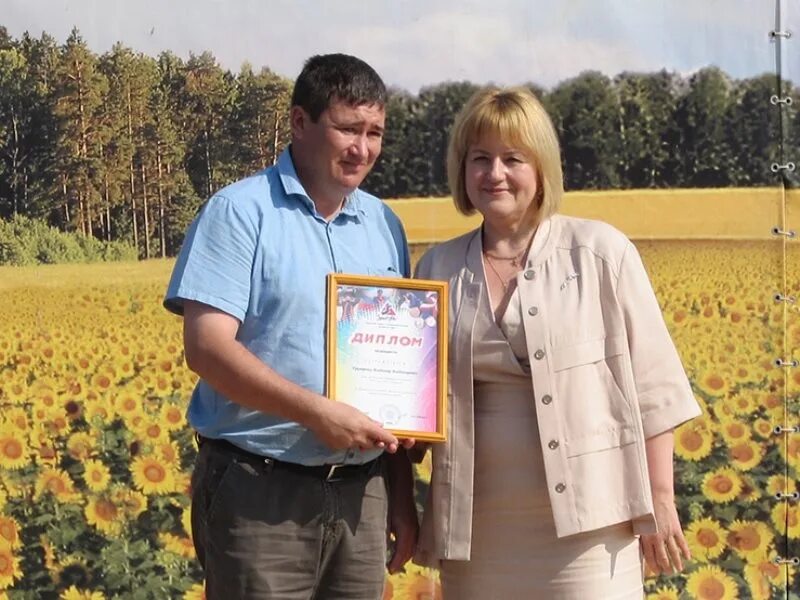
{"left": 0, "top": 238, "right": 798, "bottom": 599}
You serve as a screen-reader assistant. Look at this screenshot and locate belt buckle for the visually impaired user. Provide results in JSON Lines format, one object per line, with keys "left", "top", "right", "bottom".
{"left": 325, "top": 463, "right": 346, "bottom": 481}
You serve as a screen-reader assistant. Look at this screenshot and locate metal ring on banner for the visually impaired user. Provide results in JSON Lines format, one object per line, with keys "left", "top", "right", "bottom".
{"left": 773, "top": 425, "right": 800, "bottom": 435}
{"left": 774, "top": 293, "right": 797, "bottom": 303}
{"left": 774, "top": 556, "right": 800, "bottom": 566}
{"left": 774, "top": 491, "right": 800, "bottom": 501}
{"left": 771, "top": 227, "right": 797, "bottom": 238}
{"left": 774, "top": 358, "right": 799, "bottom": 367}
{"left": 769, "top": 29, "right": 793, "bottom": 39}
{"left": 770, "top": 95, "right": 794, "bottom": 105}
{"left": 771, "top": 162, "right": 796, "bottom": 172}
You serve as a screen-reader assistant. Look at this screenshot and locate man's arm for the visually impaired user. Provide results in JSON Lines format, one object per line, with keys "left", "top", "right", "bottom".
{"left": 183, "top": 300, "right": 400, "bottom": 452}
{"left": 384, "top": 449, "right": 418, "bottom": 573}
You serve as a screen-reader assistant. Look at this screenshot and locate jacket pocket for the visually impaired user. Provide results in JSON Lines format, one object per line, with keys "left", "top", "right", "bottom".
{"left": 564, "top": 426, "right": 636, "bottom": 457}
{"left": 550, "top": 335, "right": 635, "bottom": 456}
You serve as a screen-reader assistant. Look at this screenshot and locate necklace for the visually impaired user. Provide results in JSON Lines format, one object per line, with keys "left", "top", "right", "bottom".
{"left": 483, "top": 245, "right": 528, "bottom": 268}
{"left": 482, "top": 225, "right": 537, "bottom": 268}
{"left": 484, "top": 253, "right": 512, "bottom": 294}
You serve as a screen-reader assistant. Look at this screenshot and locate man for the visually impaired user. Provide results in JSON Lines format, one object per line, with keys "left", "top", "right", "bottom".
{"left": 165, "top": 54, "right": 417, "bottom": 599}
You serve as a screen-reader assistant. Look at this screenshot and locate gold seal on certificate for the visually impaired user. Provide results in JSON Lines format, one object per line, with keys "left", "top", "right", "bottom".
{"left": 326, "top": 273, "right": 448, "bottom": 442}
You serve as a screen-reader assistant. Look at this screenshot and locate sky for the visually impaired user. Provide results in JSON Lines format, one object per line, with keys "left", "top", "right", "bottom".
{"left": 3, "top": 0, "right": 798, "bottom": 92}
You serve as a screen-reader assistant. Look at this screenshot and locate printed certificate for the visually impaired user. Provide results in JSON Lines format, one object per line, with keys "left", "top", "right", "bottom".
{"left": 326, "top": 274, "right": 447, "bottom": 442}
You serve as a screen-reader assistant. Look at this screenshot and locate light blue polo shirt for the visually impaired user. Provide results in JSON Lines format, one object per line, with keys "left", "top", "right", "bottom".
{"left": 165, "top": 148, "right": 410, "bottom": 465}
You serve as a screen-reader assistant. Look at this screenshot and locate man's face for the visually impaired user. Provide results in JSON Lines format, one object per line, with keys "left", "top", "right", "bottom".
{"left": 292, "top": 99, "right": 386, "bottom": 197}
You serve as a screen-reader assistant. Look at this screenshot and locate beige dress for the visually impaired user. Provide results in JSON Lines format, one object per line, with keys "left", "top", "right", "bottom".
{"left": 439, "top": 281, "right": 645, "bottom": 600}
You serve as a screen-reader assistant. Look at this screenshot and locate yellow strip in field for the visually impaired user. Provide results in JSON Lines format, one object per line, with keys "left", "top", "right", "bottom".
{"left": 389, "top": 187, "right": 795, "bottom": 243}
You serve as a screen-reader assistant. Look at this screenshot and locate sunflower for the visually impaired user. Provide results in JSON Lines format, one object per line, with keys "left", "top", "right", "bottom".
{"left": 0, "top": 545, "right": 22, "bottom": 589}
{"left": 84, "top": 399, "right": 113, "bottom": 425}
{"left": 160, "top": 403, "right": 185, "bottom": 432}
{"left": 778, "top": 435, "right": 800, "bottom": 467}
{"left": 686, "top": 564, "right": 739, "bottom": 600}
{"left": 90, "top": 372, "right": 114, "bottom": 394}
{"left": 112, "top": 488, "right": 148, "bottom": 519}
{"left": 727, "top": 392, "right": 757, "bottom": 415}
{"left": 718, "top": 419, "right": 750, "bottom": 445}
{"left": 157, "top": 441, "right": 181, "bottom": 466}
{"left": 702, "top": 467, "right": 743, "bottom": 504}
{"left": 770, "top": 503, "right": 800, "bottom": 539}
{"left": 159, "top": 532, "right": 195, "bottom": 559}
{"left": 1, "top": 380, "right": 26, "bottom": 404}
{"left": 674, "top": 423, "right": 713, "bottom": 461}
{"left": 135, "top": 420, "right": 169, "bottom": 444}
{"left": 114, "top": 393, "right": 143, "bottom": 422}
{"left": 53, "top": 554, "right": 92, "bottom": 589}
{"left": 414, "top": 451, "right": 433, "bottom": 483}
{"left": 761, "top": 393, "right": 783, "bottom": 414}
{"left": 3, "top": 407, "right": 29, "bottom": 431}
{"left": 85, "top": 495, "right": 122, "bottom": 536}
{"left": 82, "top": 459, "right": 111, "bottom": 493}
{"left": 743, "top": 554, "right": 782, "bottom": 600}
{"left": 0, "top": 515, "right": 21, "bottom": 550}
{"left": 132, "top": 455, "right": 176, "bottom": 495}
{"left": 685, "top": 517, "right": 727, "bottom": 561}
{"left": 752, "top": 419, "right": 775, "bottom": 439}
{"left": 728, "top": 440, "right": 763, "bottom": 471}
{"left": 34, "top": 467, "right": 79, "bottom": 503}
{"left": 156, "top": 357, "right": 174, "bottom": 374}
{"left": 727, "top": 520, "right": 773, "bottom": 562}
{"left": 766, "top": 474, "right": 796, "bottom": 497}
{"left": 698, "top": 371, "right": 729, "bottom": 397}
{"left": 646, "top": 586, "right": 679, "bottom": 600}
{"left": 66, "top": 432, "right": 96, "bottom": 461}
{"left": 40, "top": 535, "right": 57, "bottom": 571}
{"left": 59, "top": 586, "right": 105, "bottom": 600}
{"left": 181, "top": 506, "right": 192, "bottom": 536}
{"left": 388, "top": 563, "right": 441, "bottom": 599}
{"left": 174, "top": 471, "right": 192, "bottom": 496}
{"left": 0, "top": 429, "right": 30, "bottom": 470}
{"left": 182, "top": 583, "right": 205, "bottom": 600}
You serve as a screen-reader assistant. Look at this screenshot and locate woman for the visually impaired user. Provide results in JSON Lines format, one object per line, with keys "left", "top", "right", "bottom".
{"left": 413, "top": 87, "right": 701, "bottom": 598}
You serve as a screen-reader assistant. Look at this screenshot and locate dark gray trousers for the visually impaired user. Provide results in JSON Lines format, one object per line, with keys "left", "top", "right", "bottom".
{"left": 191, "top": 441, "right": 388, "bottom": 600}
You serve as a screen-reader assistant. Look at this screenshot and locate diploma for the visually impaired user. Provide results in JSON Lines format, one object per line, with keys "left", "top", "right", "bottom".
{"left": 326, "top": 274, "right": 448, "bottom": 442}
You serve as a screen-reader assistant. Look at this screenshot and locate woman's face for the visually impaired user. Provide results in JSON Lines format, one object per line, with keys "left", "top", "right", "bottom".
{"left": 464, "top": 133, "right": 539, "bottom": 227}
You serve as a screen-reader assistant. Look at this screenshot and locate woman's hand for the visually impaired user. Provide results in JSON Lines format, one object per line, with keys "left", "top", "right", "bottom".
{"left": 640, "top": 492, "right": 691, "bottom": 575}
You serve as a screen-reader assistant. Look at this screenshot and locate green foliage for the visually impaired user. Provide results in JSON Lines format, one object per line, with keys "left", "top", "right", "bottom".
{"left": 0, "top": 214, "right": 136, "bottom": 265}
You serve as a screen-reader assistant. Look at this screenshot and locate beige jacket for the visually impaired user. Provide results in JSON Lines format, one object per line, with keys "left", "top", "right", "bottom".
{"left": 413, "top": 215, "right": 701, "bottom": 566}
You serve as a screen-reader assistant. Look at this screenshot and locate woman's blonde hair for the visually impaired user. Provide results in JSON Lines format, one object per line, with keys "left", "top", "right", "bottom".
{"left": 447, "top": 86, "right": 563, "bottom": 218}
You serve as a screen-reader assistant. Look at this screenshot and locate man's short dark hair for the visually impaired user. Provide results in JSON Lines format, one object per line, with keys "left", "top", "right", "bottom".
{"left": 291, "top": 54, "right": 387, "bottom": 122}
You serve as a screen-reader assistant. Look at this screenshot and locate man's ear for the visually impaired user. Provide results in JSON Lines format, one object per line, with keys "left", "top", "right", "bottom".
{"left": 290, "top": 106, "right": 308, "bottom": 140}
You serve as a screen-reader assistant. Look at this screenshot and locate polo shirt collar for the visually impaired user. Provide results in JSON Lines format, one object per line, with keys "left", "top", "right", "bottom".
{"left": 277, "top": 147, "right": 362, "bottom": 219}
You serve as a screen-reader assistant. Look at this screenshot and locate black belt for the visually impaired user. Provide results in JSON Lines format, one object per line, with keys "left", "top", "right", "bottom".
{"left": 196, "top": 435, "right": 381, "bottom": 482}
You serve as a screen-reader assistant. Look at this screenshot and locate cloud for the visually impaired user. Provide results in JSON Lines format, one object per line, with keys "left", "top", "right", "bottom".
{"left": 3, "top": 0, "right": 791, "bottom": 91}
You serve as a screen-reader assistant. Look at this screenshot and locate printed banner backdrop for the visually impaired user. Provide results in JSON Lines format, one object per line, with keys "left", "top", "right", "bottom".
{"left": 0, "top": 1, "right": 798, "bottom": 598}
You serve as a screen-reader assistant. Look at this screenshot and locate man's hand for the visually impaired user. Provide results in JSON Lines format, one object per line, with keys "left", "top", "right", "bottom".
{"left": 309, "top": 400, "right": 400, "bottom": 451}
{"left": 640, "top": 493, "right": 691, "bottom": 575}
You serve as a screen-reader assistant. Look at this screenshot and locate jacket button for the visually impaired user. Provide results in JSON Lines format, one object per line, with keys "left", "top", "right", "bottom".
{"left": 541, "top": 394, "right": 552, "bottom": 405}
{"left": 548, "top": 439, "right": 559, "bottom": 450}
{"left": 528, "top": 306, "right": 538, "bottom": 316}
{"left": 534, "top": 349, "right": 545, "bottom": 360}
{"left": 524, "top": 270, "right": 536, "bottom": 280}
{"left": 555, "top": 483, "right": 566, "bottom": 493}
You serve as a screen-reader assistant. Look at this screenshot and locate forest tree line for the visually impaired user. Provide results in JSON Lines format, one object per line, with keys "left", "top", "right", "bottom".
{"left": 0, "top": 26, "right": 797, "bottom": 258}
